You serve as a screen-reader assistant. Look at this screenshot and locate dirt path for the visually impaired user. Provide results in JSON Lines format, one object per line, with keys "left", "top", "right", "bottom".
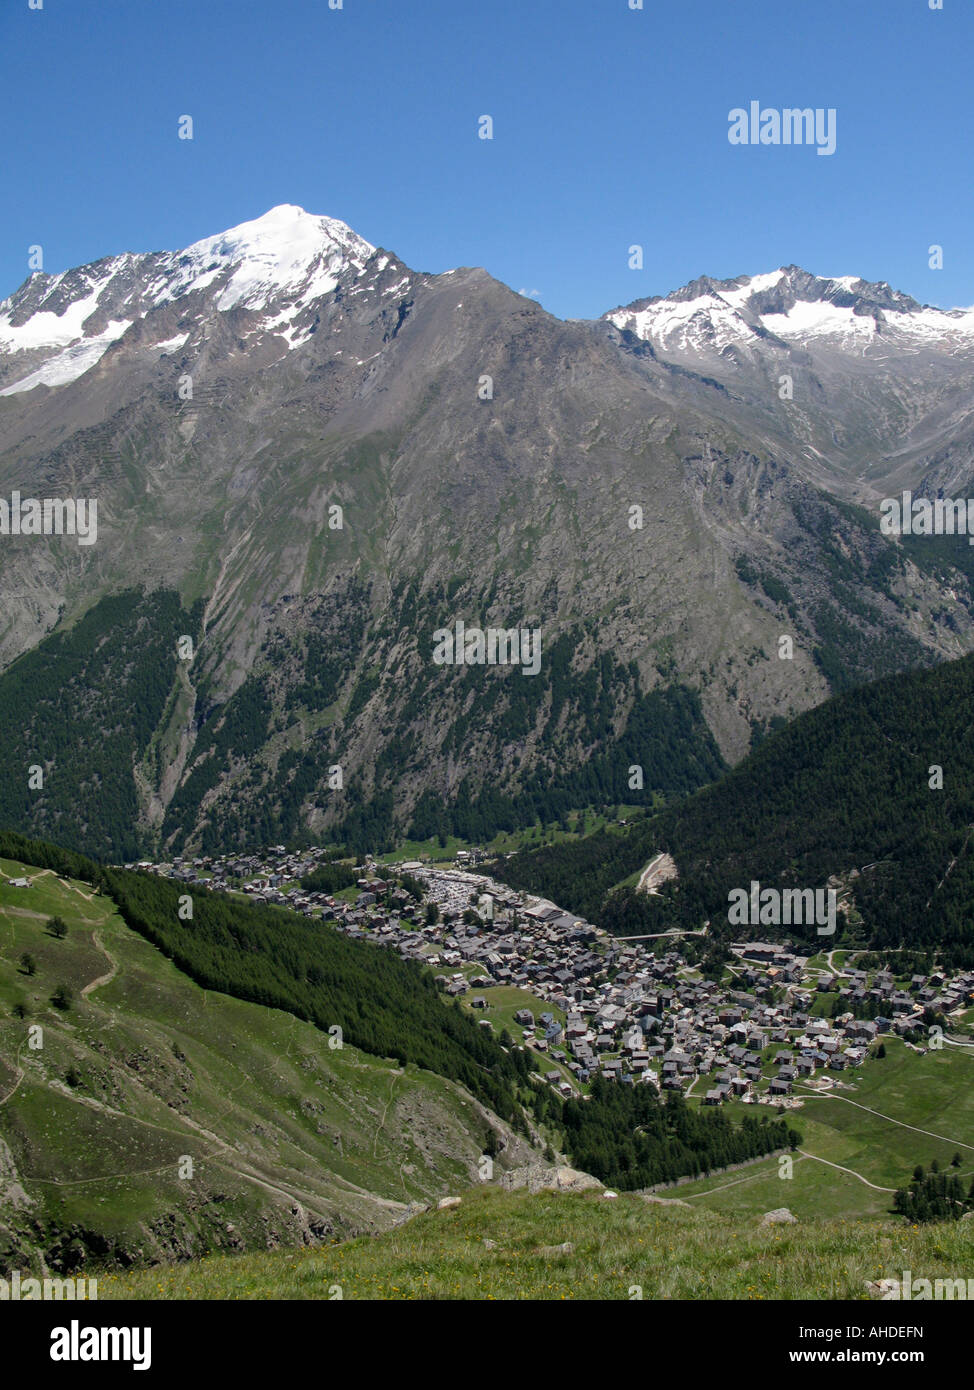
{"left": 0, "top": 1044, "right": 27, "bottom": 1107}
{"left": 1, "top": 905, "right": 50, "bottom": 922}
{"left": 681, "top": 1155, "right": 810, "bottom": 1199}
{"left": 795, "top": 1088, "right": 974, "bottom": 1151}
{"left": 55, "top": 875, "right": 99, "bottom": 904}
{"left": 372, "top": 1072, "right": 400, "bottom": 1158}
{"left": 39, "top": 1079, "right": 344, "bottom": 1219}
{"left": 619, "top": 930, "right": 706, "bottom": 941}
{"left": 81, "top": 931, "right": 118, "bottom": 998}
{"left": 797, "top": 1149, "right": 897, "bottom": 1192}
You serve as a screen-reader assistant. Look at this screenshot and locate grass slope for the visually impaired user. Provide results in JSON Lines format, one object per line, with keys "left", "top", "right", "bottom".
{"left": 95, "top": 1184, "right": 974, "bottom": 1301}
{"left": 672, "top": 1040, "right": 974, "bottom": 1218}
{"left": 0, "top": 861, "right": 533, "bottom": 1272}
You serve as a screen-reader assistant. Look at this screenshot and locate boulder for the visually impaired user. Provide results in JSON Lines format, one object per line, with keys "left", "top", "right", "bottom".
{"left": 500, "top": 1164, "right": 603, "bottom": 1195}
{"left": 760, "top": 1208, "right": 798, "bottom": 1227}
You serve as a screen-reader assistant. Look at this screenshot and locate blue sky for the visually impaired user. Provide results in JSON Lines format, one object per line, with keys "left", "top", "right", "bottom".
{"left": 1, "top": 0, "right": 970, "bottom": 319}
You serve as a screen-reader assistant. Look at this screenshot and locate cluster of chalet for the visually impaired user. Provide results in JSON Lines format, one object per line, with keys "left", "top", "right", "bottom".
{"left": 827, "top": 964, "right": 973, "bottom": 1025}
{"left": 416, "top": 869, "right": 601, "bottom": 1104}
{"left": 130, "top": 849, "right": 974, "bottom": 1104}
{"left": 130, "top": 846, "right": 388, "bottom": 914}
{"left": 130, "top": 846, "right": 314, "bottom": 894}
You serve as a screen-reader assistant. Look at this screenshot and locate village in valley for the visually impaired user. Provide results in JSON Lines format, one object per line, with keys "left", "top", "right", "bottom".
{"left": 120, "top": 843, "right": 974, "bottom": 1110}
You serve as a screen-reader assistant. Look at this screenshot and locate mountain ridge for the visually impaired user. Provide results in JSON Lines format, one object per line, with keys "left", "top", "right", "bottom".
{"left": 5, "top": 206, "right": 974, "bottom": 347}
{"left": 2, "top": 207, "right": 974, "bottom": 854}
{"left": 604, "top": 264, "right": 974, "bottom": 360}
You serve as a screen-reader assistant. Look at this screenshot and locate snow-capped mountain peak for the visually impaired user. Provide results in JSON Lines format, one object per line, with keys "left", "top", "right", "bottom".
{"left": 0, "top": 206, "right": 378, "bottom": 396}
{"left": 604, "top": 265, "right": 974, "bottom": 358}
{"left": 150, "top": 204, "right": 375, "bottom": 312}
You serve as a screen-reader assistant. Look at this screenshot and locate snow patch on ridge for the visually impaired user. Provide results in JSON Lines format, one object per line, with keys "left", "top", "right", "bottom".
{"left": 0, "top": 273, "right": 119, "bottom": 353}
{"left": 0, "top": 320, "right": 131, "bottom": 395}
{"left": 607, "top": 268, "right": 974, "bottom": 357}
{"left": 608, "top": 294, "right": 754, "bottom": 352}
{"left": 152, "top": 333, "right": 191, "bottom": 354}
{"left": 0, "top": 206, "right": 380, "bottom": 386}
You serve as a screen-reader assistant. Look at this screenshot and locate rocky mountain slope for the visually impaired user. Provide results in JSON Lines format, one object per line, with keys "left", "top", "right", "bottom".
{"left": 1, "top": 208, "right": 973, "bottom": 855}
{"left": 604, "top": 265, "right": 974, "bottom": 499}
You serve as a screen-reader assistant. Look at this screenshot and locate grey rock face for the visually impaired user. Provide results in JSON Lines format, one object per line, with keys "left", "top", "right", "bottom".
{"left": 2, "top": 211, "right": 973, "bottom": 851}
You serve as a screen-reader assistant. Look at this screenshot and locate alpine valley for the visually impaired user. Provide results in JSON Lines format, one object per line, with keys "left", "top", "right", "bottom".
{"left": 3, "top": 208, "right": 974, "bottom": 1292}
{"left": 2, "top": 205, "right": 974, "bottom": 861}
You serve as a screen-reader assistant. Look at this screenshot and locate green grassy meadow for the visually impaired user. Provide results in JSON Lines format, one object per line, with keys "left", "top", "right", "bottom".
{"left": 94, "top": 1184, "right": 974, "bottom": 1301}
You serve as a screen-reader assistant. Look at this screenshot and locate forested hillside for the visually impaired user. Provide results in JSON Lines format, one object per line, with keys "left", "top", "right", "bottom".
{"left": 0, "top": 585, "right": 724, "bottom": 859}
{"left": 163, "top": 617, "right": 727, "bottom": 856}
{"left": 100, "top": 865, "right": 538, "bottom": 1124}
{"left": 495, "top": 651, "right": 974, "bottom": 967}
{"left": 0, "top": 590, "right": 202, "bottom": 861}
{"left": 537, "top": 1075, "right": 798, "bottom": 1191}
{"left": 0, "top": 831, "right": 535, "bottom": 1125}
